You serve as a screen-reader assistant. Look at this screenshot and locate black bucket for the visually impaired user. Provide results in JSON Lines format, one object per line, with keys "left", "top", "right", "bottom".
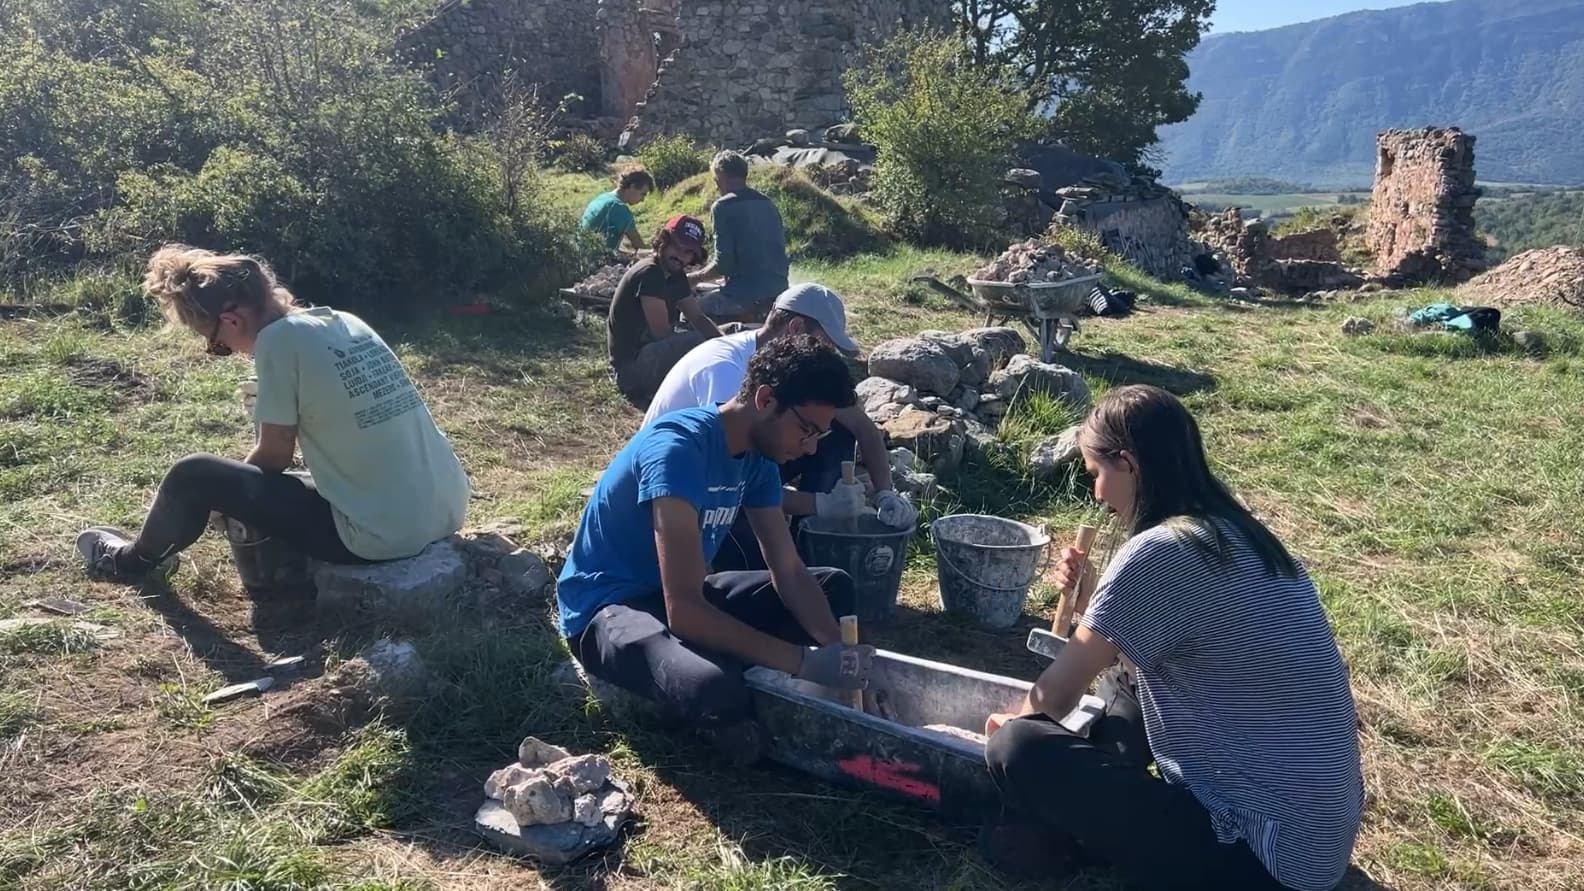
{"left": 223, "top": 518, "right": 313, "bottom": 595}
{"left": 797, "top": 514, "right": 914, "bottom": 624}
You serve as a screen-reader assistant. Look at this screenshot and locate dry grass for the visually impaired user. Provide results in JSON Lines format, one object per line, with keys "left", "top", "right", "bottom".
{"left": 1, "top": 258, "right": 1582, "bottom": 890}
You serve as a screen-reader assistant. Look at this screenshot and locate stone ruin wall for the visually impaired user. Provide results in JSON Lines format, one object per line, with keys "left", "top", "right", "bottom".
{"left": 1055, "top": 195, "right": 1195, "bottom": 282}
{"left": 399, "top": 0, "right": 605, "bottom": 121}
{"left": 401, "top": 0, "right": 950, "bottom": 143}
{"left": 1367, "top": 127, "right": 1486, "bottom": 285}
{"left": 620, "top": 0, "right": 950, "bottom": 148}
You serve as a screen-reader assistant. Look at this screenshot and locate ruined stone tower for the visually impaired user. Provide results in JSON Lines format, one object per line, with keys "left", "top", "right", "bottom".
{"left": 1366, "top": 128, "right": 1486, "bottom": 285}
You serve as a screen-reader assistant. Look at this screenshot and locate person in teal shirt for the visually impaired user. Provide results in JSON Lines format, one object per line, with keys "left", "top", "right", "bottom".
{"left": 581, "top": 167, "right": 655, "bottom": 252}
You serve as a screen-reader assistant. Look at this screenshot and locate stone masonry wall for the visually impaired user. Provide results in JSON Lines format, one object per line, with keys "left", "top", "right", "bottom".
{"left": 1367, "top": 127, "right": 1486, "bottom": 285}
{"left": 399, "top": 0, "right": 603, "bottom": 120}
{"left": 622, "top": 0, "right": 950, "bottom": 148}
{"left": 1055, "top": 194, "right": 1194, "bottom": 282}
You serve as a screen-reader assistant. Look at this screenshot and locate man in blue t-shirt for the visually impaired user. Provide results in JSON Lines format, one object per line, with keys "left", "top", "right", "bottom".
{"left": 557, "top": 334, "right": 873, "bottom": 743}
{"left": 580, "top": 168, "right": 655, "bottom": 252}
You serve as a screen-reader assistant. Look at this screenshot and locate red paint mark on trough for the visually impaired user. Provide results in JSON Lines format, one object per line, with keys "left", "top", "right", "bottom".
{"left": 837, "top": 755, "right": 942, "bottom": 805}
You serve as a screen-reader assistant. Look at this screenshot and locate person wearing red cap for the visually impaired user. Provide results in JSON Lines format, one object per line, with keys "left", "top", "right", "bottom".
{"left": 607, "top": 214, "right": 722, "bottom": 408}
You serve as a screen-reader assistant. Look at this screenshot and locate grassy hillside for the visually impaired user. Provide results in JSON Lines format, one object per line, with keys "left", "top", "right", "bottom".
{"left": 1476, "top": 190, "right": 1584, "bottom": 263}
{"left": 2, "top": 248, "right": 1583, "bottom": 889}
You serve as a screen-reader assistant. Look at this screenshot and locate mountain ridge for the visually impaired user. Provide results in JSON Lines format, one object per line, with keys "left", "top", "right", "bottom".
{"left": 1158, "top": 0, "right": 1584, "bottom": 187}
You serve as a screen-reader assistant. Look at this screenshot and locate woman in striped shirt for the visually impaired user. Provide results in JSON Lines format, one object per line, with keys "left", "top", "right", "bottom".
{"left": 982, "top": 385, "right": 1363, "bottom": 891}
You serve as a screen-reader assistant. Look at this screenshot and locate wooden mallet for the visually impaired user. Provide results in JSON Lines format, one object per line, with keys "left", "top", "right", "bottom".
{"left": 840, "top": 614, "right": 863, "bottom": 711}
{"left": 1051, "top": 523, "right": 1099, "bottom": 637}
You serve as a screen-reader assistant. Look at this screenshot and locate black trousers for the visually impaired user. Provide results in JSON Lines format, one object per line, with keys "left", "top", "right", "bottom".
{"left": 132, "top": 453, "right": 365, "bottom": 564}
{"left": 569, "top": 568, "right": 855, "bottom": 724}
{"left": 714, "top": 422, "right": 857, "bottom": 572}
{"left": 984, "top": 681, "right": 1291, "bottom": 891}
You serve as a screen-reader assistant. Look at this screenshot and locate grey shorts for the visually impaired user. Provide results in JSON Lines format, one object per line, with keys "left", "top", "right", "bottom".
{"left": 613, "top": 331, "right": 710, "bottom": 408}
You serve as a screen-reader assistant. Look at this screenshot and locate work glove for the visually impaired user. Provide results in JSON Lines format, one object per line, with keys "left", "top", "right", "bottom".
{"left": 238, "top": 378, "right": 258, "bottom": 416}
{"left": 796, "top": 642, "right": 875, "bottom": 691}
{"left": 814, "top": 480, "right": 867, "bottom": 520}
{"left": 872, "top": 488, "right": 918, "bottom": 529}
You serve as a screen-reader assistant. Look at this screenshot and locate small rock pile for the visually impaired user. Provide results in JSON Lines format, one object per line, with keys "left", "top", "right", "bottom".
{"left": 972, "top": 239, "right": 1103, "bottom": 284}
{"left": 569, "top": 260, "right": 633, "bottom": 300}
{"left": 476, "top": 736, "right": 634, "bottom": 864}
{"left": 1456, "top": 246, "right": 1584, "bottom": 312}
{"left": 856, "top": 327, "right": 1092, "bottom": 488}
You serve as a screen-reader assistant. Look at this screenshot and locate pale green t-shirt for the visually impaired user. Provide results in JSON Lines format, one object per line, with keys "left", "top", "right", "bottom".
{"left": 252, "top": 307, "right": 470, "bottom": 560}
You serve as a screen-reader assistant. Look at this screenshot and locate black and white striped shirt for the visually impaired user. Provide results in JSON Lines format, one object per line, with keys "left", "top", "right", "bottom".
{"left": 1083, "top": 519, "right": 1364, "bottom": 891}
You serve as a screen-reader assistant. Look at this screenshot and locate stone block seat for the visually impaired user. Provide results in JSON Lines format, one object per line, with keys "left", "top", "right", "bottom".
{"left": 312, "top": 538, "right": 469, "bottom": 615}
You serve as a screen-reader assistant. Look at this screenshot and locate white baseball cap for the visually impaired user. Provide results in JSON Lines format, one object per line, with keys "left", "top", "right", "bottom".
{"left": 773, "top": 283, "right": 859, "bottom": 355}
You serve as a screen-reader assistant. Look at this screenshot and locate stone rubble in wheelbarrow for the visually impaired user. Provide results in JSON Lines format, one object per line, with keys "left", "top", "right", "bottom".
{"left": 568, "top": 259, "right": 635, "bottom": 300}
{"left": 475, "top": 736, "right": 635, "bottom": 864}
{"left": 973, "top": 237, "right": 1105, "bottom": 284}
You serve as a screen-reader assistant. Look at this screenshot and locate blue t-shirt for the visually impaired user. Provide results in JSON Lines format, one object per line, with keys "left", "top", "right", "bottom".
{"left": 580, "top": 191, "right": 637, "bottom": 250}
{"left": 556, "top": 406, "right": 783, "bottom": 638}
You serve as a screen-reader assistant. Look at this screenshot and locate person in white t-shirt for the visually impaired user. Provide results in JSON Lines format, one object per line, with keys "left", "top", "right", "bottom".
{"left": 644, "top": 283, "right": 916, "bottom": 571}
{"left": 76, "top": 245, "right": 470, "bottom": 584}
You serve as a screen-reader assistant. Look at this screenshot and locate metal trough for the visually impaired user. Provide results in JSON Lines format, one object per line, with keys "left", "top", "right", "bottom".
{"left": 745, "top": 650, "right": 1103, "bottom": 818}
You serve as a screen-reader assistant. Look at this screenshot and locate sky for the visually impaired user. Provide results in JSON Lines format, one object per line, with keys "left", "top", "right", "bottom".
{"left": 1209, "top": 0, "right": 1426, "bottom": 33}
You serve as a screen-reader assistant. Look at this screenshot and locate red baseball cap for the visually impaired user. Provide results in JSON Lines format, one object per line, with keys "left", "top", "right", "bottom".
{"left": 664, "top": 214, "right": 708, "bottom": 261}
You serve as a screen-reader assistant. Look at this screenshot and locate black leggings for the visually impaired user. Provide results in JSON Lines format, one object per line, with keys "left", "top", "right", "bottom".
{"left": 569, "top": 568, "right": 855, "bottom": 724}
{"left": 132, "top": 453, "right": 365, "bottom": 564}
{"left": 984, "top": 682, "right": 1290, "bottom": 890}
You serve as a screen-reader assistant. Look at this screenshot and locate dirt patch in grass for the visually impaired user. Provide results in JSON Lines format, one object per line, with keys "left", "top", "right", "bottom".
{"left": 63, "top": 355, "right": 152, "bottom": 396}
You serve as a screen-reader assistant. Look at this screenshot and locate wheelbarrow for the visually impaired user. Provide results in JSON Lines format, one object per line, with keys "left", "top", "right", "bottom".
{"left": 912, "top": 272, "right": 1102, "bottom": 362}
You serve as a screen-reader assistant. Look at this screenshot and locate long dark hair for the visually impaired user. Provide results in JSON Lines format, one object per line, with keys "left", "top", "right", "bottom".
{"left": 1080, "top": 385, "right": 1298, "bottom": 577}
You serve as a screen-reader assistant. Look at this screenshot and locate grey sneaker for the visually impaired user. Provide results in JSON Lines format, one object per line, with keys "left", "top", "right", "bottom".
{"left": 76, "top": 527, "right": 177, "bottom": 582}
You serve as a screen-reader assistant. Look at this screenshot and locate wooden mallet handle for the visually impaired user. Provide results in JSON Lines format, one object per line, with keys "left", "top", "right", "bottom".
{"left": 841, "top": 460, "right": 856, "bottom": 485}
{"left": 1051, "top": 524, "right": 1100, "bottom": 636}
{"left": 840, "top": 614, "right": 863, "bottom": 711}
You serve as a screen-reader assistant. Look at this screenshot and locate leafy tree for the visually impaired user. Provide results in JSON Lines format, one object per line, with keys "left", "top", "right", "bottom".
{"left": 845, "top": 30, "right": 1043, "bottom": 248}
{"left": 955, "top": 0, "right": 1214, "bottom": 172}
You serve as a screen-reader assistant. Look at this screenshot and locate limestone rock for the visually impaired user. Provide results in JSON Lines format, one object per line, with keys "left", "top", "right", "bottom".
{"left": 337, "top": 638, "right": 428, "bottom": 699}
{"left": 1005, "top": 168, "right": 1042, "bottom": 190}
{"left": 486, "top": 763, "right": 537, "bottom": 800}
{"left": 519, "top": 736, "right": 573, "bottom": 769}
{"left": 546, "top": 754, "right": 612, "bottom": 795}
{"left": 867, "top": 337, "right": 960, "bottom": 397}
{"left": 960, "top": 327, "right": 1026, "bottom": 369}
{"left": 989, "top": 354, "right": 1091, "bottom": 409}
{"left": 888, "top": 447, "right": 917, "bottom": 474}
{"left": 504, "top": 774, "right": 573, "bottom": 826}
{"left": 313, "top": 538, "right": 466, "bottom": 614}
{"left": 785, "top": 128, "right": 810, "bottom": 146}
{"left": 1029, "top": 426, "right": 1083, "bottom": 479}
{"left": 824, "top": 122, "right": 860, "bottom": 144}
{"left": 854, "top": 376, "right": 916, "bottom": 416}
{"left": 882, "top": 407, "right": 965, "bottom": 476}
{"left": 961, "top": 417, "right": 1000, "bottom": 461}
{"left": 499, "top": 548, "right": 552, "bottom": 600}
{"left": 894, "top": 470, "right": 938, "bottom": 502}
{"left": 1341, "top": 317, "right": 1376, "bottom": 336}
{"left": 574, "top": 793, "right": 603, "bottom": 827}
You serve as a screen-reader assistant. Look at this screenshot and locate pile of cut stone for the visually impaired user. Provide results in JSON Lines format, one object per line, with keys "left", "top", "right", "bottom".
{"left": 569, "top": 260, "right": 633, "bottom": 300}
{"left": 973, "top": 238, "right": 1103, "bottom": 284}
{"left": 855, "top": 327, "right": 1092, "bottom": 491}
{"left": 475, "top": 736, "right": 634, "bottom": 864}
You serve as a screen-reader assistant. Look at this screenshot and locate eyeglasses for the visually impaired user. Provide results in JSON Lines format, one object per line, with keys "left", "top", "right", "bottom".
{"left": 789, "top": 405, "right": 832, "bottom": 444}
{"left": 205, "top": 310, "right": 233, "bottom": 357}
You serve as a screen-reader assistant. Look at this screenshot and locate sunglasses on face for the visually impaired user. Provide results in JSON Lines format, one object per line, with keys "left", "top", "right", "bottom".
{"left": 205, "top": 309, "right": 234, "bottom": 357}
{"left": 790, "top": 405, "right": 832, "bottom": 444}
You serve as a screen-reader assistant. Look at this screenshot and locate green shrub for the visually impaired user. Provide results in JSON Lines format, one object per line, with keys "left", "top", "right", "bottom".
{"left": 551, "top": 132, "right": 608, "bottom": 173}
{"left": 845, "top": 30, "right": 1043, "bottom": 249}
{"left": 637, "top": 134, "right": 712, "bottom": 190}
{"left": 2, "top": 0, "right": 593, "bottom": 315}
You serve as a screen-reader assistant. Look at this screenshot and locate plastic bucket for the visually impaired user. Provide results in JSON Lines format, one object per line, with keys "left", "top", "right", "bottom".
{"left": 223, "top": 518, "right": 312, "bottom": 595}
{"left": 930, "top": 514, "right": 1049, "bottom": 629}
{"left": 798, "top": 515, "right": 914, "bottom": 624}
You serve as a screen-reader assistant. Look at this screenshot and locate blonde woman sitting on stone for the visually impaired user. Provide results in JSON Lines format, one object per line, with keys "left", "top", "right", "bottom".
{"left": 76, "top": 245, "right": 470, "bottom": 582}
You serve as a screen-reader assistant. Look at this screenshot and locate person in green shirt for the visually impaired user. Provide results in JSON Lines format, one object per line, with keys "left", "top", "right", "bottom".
{"left": 76, "top": 245, "right": 471, "bottom": 582}
{"left": 581, "top": 167, "right": 655, "bottom": 252}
